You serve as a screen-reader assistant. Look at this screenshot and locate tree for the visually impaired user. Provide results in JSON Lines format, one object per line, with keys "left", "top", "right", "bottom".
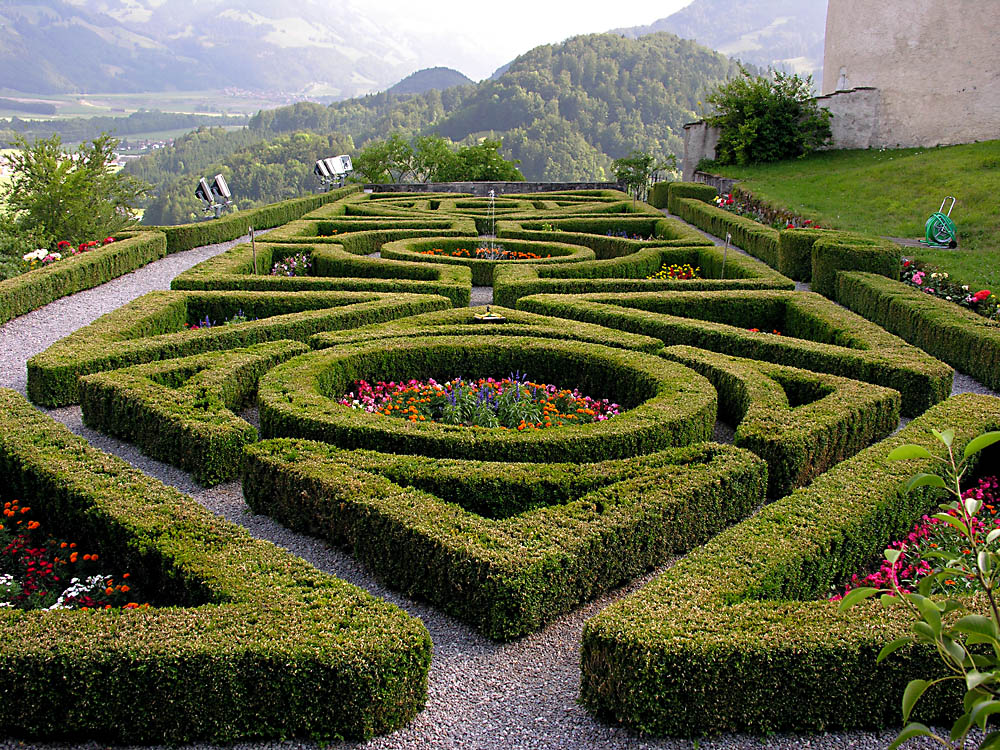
{"left": 706, "top": 67, "right": 832, "bottom": 165}
{"left": 411, "top": 135, "right": 458, "bottom": 182}
{"left": 354, "top": 133, "right": 414, "bottom": 183}
{"left": 2, "top": 133, "right": 147, "bottom": 244}
{"left": 612, "top": 150, "right": 675, "bottom": 203}
{"left": 437, "top": 139, "right": 524, "bottom": 182}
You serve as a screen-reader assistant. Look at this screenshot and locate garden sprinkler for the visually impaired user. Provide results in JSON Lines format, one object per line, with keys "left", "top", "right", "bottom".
{"left": 919, "top": 196, "right": 958, "bottom": 249}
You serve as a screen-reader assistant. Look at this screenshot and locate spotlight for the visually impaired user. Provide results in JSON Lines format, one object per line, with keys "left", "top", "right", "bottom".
{"left": 315, "top": 155, "right": 354, "bottom": 191}
{"left": 194, "top": 174, "right": 234, "bottom": 219}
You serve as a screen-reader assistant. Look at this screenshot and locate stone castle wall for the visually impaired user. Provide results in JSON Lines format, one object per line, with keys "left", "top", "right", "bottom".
{"left": 823, "top": 0, "right": 999, "bottom": 147}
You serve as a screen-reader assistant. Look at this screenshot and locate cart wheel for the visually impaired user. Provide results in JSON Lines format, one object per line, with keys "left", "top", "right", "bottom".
{"left": 929, "top": 214, "right": 957, "bottom": 246}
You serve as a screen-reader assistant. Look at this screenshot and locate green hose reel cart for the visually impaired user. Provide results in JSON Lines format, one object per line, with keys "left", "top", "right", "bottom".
{"left": 919, "top": 196, "right": 958, "bottom": 249}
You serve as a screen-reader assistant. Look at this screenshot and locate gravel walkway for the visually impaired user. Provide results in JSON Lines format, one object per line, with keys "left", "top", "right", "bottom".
{"left": 0, "top": 226, "right": 989, "bottom": 750}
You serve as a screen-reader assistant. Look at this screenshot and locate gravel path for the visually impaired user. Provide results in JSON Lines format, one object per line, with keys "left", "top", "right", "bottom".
{"left": 0, "top": 226, "right": 989, "bottom": 750}
{"left": 0, "top": 231, "right": 268, "bottom": 396}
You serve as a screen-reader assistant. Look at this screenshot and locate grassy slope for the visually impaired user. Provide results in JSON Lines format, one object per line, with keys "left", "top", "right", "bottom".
{"left": 713, "top": 141, "right": 1000, "bottom": 290}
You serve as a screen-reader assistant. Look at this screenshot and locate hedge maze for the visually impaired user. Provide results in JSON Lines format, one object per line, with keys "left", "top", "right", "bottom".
{"left": 9, "top": 185, "right": 1000, "bottom": 741}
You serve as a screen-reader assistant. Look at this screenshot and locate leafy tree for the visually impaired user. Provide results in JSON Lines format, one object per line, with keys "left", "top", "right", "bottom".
{"left": 612, "top": 150, "right": 676, "bottom": 203}
{"left": 706, "top": 67, "right": 832, "bottom": 165}
{"left": 354, "top": 134, "right": 414, "bottom": 183}
{"left": 438, "top": 139, "right": 524, "bottom": 182}
{"left": 412, "top": 135, "right": 459, "bottom": 182}
{"left": 1, "top": 133, "right": 147, "bottom": 245}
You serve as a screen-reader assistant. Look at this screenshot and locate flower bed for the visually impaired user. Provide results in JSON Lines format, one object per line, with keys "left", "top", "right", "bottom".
{"left": 833, "top": 475, "right": 1000, "bottom": 599}
{"left": 271, "top": 251, "right": 311, "bottom": 277}
{"left": 419, "top": 246, "right": 551, "bottom": 261}
{"left": 338, "top": 375, "right": 620, "bottom": 430}
{"left": 646, "top": 262, "right": 700, "bottom": 280}
{"left": 901, "top": 258, "right": 998, "bottom": 322}
{"left": 1, "top": 497, "right": 145, "bottom": 611}
{"left": 20, "top": 237, "right": 116, "bottom": 273}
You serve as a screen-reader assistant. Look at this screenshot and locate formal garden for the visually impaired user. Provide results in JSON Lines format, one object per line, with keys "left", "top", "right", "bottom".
{"left": 1, "top": 182, "right": 999, "bottom": 747}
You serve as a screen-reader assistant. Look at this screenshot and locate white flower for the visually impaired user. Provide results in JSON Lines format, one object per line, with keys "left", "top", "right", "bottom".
{"left": 48, "top": 252, "right": 61, "bottom": 261}
{"left": 22, "top": 249, "right": 48, "bottom": 262}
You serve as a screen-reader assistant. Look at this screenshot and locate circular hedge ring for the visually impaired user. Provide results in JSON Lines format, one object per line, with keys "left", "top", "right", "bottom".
{"left": 258, "top": 335, "right": 716, "bottom": 462}
{"left": 380, "top": 237, "right": 595, "bottom": 286}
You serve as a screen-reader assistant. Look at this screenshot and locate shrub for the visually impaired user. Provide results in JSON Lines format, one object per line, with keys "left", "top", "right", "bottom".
{"left": 0, "top": 388, "right": 431, "bottom": 743}
{"left": 836, "top": 271, "right": 1000, "bottom": 392}
{"left": 27, "top": 290, "right": 450, "bottom": 407}
{"left": 258, "top": 336, "right": 717, "bottom": 463}
{"left": 79, "top": 341, "right": 309, "bottom": 485}
{"left": 665, "top": 181, "right": 719, "bottom": 214}
{"left": 580, "top": 393, "right": 1000, "bottom": 736}
{"left": 662, "top": 345, "right": 900, "bottom": 497}
{"left": 516, "top": 290, "right": 953, "bottom": 417}
{"left": 810, "top": 233, "right": 900, "bottom": 299}
{"left": 244, "top": 439, "right": 765, "bottom": 640}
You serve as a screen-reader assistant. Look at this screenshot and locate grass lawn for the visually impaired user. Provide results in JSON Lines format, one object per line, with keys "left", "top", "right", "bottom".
{"left": 711, "top": 140, "right": 1000, "bottom": 291}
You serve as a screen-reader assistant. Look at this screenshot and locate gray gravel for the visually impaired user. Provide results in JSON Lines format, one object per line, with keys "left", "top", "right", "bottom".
{"left": 0, "top": 227, "right": 992, "bottom": 750}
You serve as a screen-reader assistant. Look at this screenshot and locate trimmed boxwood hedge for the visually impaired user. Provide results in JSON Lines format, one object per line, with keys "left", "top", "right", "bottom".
{"left": 665, "top": 181, "right": 719, "bottom": 215}
{"left": 172, "top": 237, "right": 473, "bottom": 307}
{"left": 493, "top": 244, "right": 795, "bottom": 308}
{"left": 0, "top": 388, "right": 431, "bottom": 743}
{"left": 28, "top": 290, "right": 449, "bottom": 407}
{"left": 837, "top": 271, "right": 1000, "bottom": 392}
{"left": 152, "top": 185, "right": 362, "bottom": 254}
{"left": 661, "top": 345, "right": 900, "bottom": 497}
{"left": 257, "top": 336, "right": 717, "bottom": 463}
{"left": 243, "top": 439, "right": 766, "bottom": 640}
{"left": 671, "top": 196, "right": 781, "bottom": 268}
{"left": 309, "top": 305, "right": 664, "bottom": 353}
{"left": 648, "top": 181, "right": 671, "bottom": 209}
{"left": 810, "top": 233, "right": 900, "bottom": 299}
{"left": 263, "top": 217, "right": 467, "bottom": 244}
{"left": 380, "top": 236, "right": 594, "bottom": 285}
{"left": 778, "top": 228, "right": 821, "bottom": 281}
{"left": 580, "top": 392, "right": 1000, "bottom": 736}
{"left": 79, "top": 341, "right": 309, "bottom": 485}
{"left": 0, "top": 231, "right": 166, "bottom": 325}
{"left": 516, "top": 290, "right": 953, "bottom": 417}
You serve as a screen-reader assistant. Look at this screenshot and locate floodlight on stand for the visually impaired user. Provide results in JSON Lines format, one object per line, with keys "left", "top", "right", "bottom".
{"left": 195, "top": 177, "right": 213, "bottom": 208}
{"left": 194, "top": 174, "right": 234, "bottom": 220}
{"left": 324, "top": 157, "right": 345, "bottom": 176}
{"left": 336, "top": 154, "right": 354, "bottom": 175}
{"left": 211, "top": 174, "right": 232, "bottom": 202}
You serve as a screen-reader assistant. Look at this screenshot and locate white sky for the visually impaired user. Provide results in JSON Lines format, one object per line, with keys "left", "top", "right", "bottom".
{"left": 360, "top": 1, "right": 698, "bottom": 79}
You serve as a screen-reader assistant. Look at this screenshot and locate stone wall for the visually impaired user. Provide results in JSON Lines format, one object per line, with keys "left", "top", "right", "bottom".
{"left": 364, "top": 182, "right": 623, "bottom": 196}
{"left": 823, "top": 0, "right": 1000, "bottom": 147}
{"left": 814, "top": 87, "right": 881, "bottom": 150}
{"left": 681, "top": 121, "right": 721, "bottom": 182}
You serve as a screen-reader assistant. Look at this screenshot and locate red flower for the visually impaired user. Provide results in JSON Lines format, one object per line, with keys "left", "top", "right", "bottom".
{"left": 57, "top": 240, "right": 71, "bottom": 248}
{"left": 103, "top": 237, "right": 115, "bottom": 245}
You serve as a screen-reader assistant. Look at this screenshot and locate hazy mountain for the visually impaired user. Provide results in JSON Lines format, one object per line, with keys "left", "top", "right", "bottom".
{"left": 615, "top": 0, "right": 828, "bottom": 81}
{"left": 387, "top": 68, "right": 474, "bottom": 96}
{"left": 0, "top": 0, "right": 483, "bottom": 96}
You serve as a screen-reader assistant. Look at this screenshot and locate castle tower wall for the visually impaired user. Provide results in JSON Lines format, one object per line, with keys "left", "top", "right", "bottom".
{"left": 823, "top": 0, "right": 999, "bottom": 147}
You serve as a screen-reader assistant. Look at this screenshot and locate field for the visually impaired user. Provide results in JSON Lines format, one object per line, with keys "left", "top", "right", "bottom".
{"left": 0, "top": 89, "right": 309, "bottom": 119}
{"left": 712, "top": 140, "right": 1000, "bottom": 290}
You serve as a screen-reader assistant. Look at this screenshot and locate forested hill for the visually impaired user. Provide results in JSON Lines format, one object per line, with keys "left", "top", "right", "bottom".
{"left": 250, "top": 32, "right": 741, "bottom": 179}
{"left": 132, "top": 32, "right": 740, "bottom": 223}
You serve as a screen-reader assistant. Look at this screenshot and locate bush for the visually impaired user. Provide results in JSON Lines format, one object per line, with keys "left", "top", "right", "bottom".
{"left": 662, "top": 345, "right": 900, "bottom": 497}
{"left": 579, "top": 393, "right": 1000, "bottom": 736}
{"left": 244, "top": 439, "right": 765, "bottom": 640}
{"left": 810, "top": 233, "right": 901, "bottom": 299}
{"left": 0, "top": 232, "right": 167, "bottom": 325}
{"left": 648, "top": 181, "right": 671, "bottom": 209}
{"left": 671, "top": 197, "right": 781, "bottom": 268}
{"left": 0, "top": 388, "right": 431, "bottom": 743}
{"left": 515, "top": 290, "right": 953, "bottom": 417}
{"left": 665, "top": 181, "right": 719, "bottom": 214}
{"left": 706, "top": 68, "right": 832, "bottom": 165}
{"left": 27, "top": 290, "right": 450, "bottom": 407}
{"left": 79, "top": 341, "right": 309, "bottom": 485}
{"left": 778, "top": 228, "right": 821, "bottom": 281}
{"left": 258, "top": 336, "right": 717, "bottom": 463}
{"left": 836, "top": 271, "right": 1000, "bottom": 393}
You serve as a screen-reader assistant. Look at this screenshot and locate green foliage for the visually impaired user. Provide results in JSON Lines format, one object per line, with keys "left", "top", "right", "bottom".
{"left": 836, "top": 272, "right": 1000, "bottom": 393}
{"left": 1, "top": 111, "right": 248, "bottom": 147}
{"left": 244, "top": 438, "right": 765, "bottom": 640}
{"left": 79, "top": 341, "right": 309, "bottom": 485}
{"left": 662, "top": 345, "right": 900, "bottom": 497}
{"left": 27, "top": 290, "right": 450, "bottom": 407}
{"left": 0, "top": 231, "right": 167, "bottom": 326}
{"left": 2, "top": 133, "right": 148, "bottom": 245}
{"left": 354, "top": 133, "right": 415, "bottom": 183}
{"left": 515, "top": 290, "right": 953, "bottom": 417}
{"left": 355, "top": 134, "right": 524, "bottom": 183}
{"left": 580, "top": 393, "right": 1000, "bottom": 736}
{"left": 611, "top": 150, "right": 676, "bottom": 203}
{"left": 705, "top": 141, "right": 1000, "bottom": 291}
{"left": 258, "top": 336, "right": 717, "bottom": 462}
{"left": 707, "top": 67, "right": 831, "bottom": 165}
{"left": 0, "top": 388, "right": 431, "bottom": 742}
{"left": 810, "top": 233, "right": 901, "bottom": 299}
{"left": 840, "top": 427, "right": 1000, "bottom": 749}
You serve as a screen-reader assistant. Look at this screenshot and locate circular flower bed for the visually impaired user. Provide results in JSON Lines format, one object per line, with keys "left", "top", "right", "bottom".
{"left": 338, "top": 375, "right": 620, "bottom": 430}
{"left": 380, "top": 237, "right": 594, "bottom": 285}
{"left": 258, "top": 335, "right": 716, "bottom": 461}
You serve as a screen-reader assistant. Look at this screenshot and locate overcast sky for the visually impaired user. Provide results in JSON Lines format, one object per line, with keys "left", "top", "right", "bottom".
{"left": 359, "top": 1, "right": 697, "bottom": 79}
